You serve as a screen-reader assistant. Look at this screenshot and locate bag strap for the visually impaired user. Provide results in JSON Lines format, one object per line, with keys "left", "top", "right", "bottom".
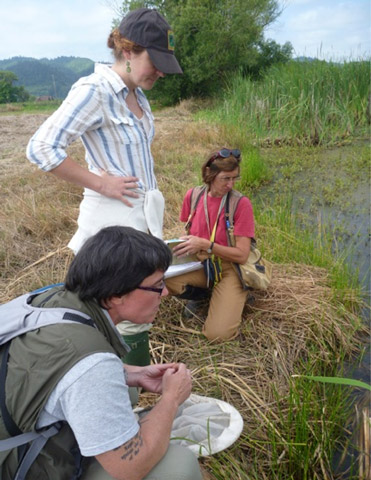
{"left": 224, "top": 191, "right": 241, "bottom": 247}
{"left": 224, "top": 192, "right": 234, "bottom": 247}
{"left": 224, "top": 192, "right": 257, "bottom": 291}
{"left": 0, "top": 306, "right": 94, "bottom": 479}
{"left": 0, "top": 343, "right": 22, "bottom": 437}
{"left": 0, "top": 308, "right": 94, "bottom": 437}
{"left": 13, "top": 423, "right": 63, "bottom": 480}
{"left": 203, "top": 191, "right": 227, "bottom": 242}
{"left": 185, "top": 186, "right": 207, "bottom": 234}
{"left": 1, "top": 342, "right": 31, "bottom": 467}
{"left": 0, "top": 428, "right": 54, "bottom": 452}
{"left": 224, "top": 191, "right": 256, "bottom": 248}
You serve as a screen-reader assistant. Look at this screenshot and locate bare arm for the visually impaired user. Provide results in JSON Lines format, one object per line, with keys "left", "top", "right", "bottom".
{"left": 95, "top": 363, "right": 192, "bottom": 480}
{"left": 173, "top": 235, "right": 251, "bottom": 264}
{"left": 26, "top": 82, "right": 140, "bottom": 207}
{"left": 51, "top": 157, "right": 140, "bottom": 207}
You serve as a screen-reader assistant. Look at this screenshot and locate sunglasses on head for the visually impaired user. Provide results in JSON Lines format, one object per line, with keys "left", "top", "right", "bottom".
{"left": 208, "top": 148, "right": 241, "bottom": 164}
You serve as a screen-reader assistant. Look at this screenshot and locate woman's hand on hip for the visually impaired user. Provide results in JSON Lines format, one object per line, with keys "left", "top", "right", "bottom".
{"left": 99, "top": 171, "right": 140, "bottom": 207}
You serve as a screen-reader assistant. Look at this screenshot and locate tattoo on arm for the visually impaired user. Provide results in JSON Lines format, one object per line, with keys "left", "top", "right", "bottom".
{"left": 120, "top": 432, "right": 144, "bottom": 461}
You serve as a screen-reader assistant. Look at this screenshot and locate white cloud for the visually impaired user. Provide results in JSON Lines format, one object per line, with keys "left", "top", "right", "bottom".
{"left": 0, "top": 0, "right": 116, "bottom": 61}
{"left": 1, "top": 0, "right": 370, "bottom": 62}
{"left": 266, "top": 0, "right": 370, "bottom": 60}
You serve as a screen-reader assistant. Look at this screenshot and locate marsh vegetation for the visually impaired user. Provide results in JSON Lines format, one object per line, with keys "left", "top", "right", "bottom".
{"left": 0, "top": 59, "right": 370, "bottom": 479}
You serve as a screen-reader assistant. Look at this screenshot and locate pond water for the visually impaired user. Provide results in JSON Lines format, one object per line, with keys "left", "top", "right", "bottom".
{"left": 317, "top": 177, "right": 371, "bottom": 475}
{"left": 294, "top": 169, "right": 370, "bottom": 299}
{"left": 257, "top": 140, "right": 370, "bottom": 476}
{"left": 257, "top": 140, "right": 370, "bottom": 301}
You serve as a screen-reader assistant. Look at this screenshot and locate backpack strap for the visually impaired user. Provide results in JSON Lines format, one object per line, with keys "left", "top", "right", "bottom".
{"left": 29, "top": 283, "right": 64, "bottom": 295}
{"left": 0, "top": 343, "right": 22, "bottom": 437}
{"left": 224, "top": 191, "right": 257, "bottom": 290}
{"left": 0, "top": 419, "right": 63, "bottom": 480}
{"left": 225, "top": 190, "right": 256, "bottom": 247}
{"left": 0, "top": 308, "right": 95, "bottom": 479}
{"left": 0, "top": 342, "right": 33, "bottom": 468}
{"left": 13, "top": 423, "right": 63, "bottom": 480}
{"left": 0, "top": 309, "right": 94, "bottom": 436}
{"left": 0, "top": 429, "right": 45, "bottom": 451}
{"left": 224, "top": 190, "right": 243, "bottom": 245}
{"left": 185, "top": 185, "right": 207, "bottom": 234}
{"left": 27, "top": 287, "right": 95, "bottom": 327}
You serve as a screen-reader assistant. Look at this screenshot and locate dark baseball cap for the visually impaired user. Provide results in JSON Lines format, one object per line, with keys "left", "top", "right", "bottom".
{"left": 119, "top": 8, "right": 182, "bottom": 75}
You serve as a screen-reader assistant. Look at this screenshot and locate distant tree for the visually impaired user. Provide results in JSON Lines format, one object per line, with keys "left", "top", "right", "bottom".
{"left": 0, "top": 70, "right": 30, "bottom": 103}
{"left": 246, "top": 39, "right": 293, "bottom": 78}
{"left": 116, "top": 0, "right": 285, "bottom": 104}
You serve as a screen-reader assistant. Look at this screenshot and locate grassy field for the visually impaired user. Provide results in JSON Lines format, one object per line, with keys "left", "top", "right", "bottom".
{"left": 0, "top": 99, "right": 62, "bottom": 115}
{"left": 0, "top": 60, "right": 370, "bottom": 479}
{"left": 199, "top": 60, "right": 370, "bottom": 147}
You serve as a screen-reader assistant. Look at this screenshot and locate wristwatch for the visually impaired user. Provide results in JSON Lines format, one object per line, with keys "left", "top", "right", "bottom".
{"left": 206, "top": 242, "right": 214, "bottom": 254}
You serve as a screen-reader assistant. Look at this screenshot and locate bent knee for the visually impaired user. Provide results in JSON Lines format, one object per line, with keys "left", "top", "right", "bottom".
{"left": 145, "top": 444, "right": 202, "bottom": 480}
{"left": 202, "top": 325, "right": 239, "bottom": 342}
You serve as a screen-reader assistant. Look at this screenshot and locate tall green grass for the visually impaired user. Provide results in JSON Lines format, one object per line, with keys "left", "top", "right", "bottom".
{"left": 253, "top": 197, "right": 364, "bottom": 298}
{"left": 268, "top": 374, "right": 358, "bottom": 479}
{"left": 199, "top": 60, "right": 370, "bottom": 145}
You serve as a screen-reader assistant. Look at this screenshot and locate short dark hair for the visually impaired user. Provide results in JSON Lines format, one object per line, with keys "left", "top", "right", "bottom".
{"left": 65, "top": 226, "right": 172, "bottom": 306}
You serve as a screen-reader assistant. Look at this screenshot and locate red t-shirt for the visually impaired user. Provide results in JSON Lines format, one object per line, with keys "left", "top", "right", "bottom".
{"left": 180, "top": 189, "right": 255, "bottom": 246}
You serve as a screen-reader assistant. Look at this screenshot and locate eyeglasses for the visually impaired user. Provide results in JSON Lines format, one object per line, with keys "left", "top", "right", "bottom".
{"left": 218, "top": 175, "right": 241, "bottom": 183}
{"left": 136, "top": 279, "right": 166, "bottom": 295}
{"left": 208, "top": 148, "right": 241, "bottom": 164}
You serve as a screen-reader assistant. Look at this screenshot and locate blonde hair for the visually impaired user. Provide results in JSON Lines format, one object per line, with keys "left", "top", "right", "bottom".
{"left": 107, "top": 28, "right": 145, "bottom": 61}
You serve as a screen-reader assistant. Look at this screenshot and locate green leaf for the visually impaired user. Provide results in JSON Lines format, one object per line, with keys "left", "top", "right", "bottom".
{"left": 293, "top": 374, "right": 371, "bottom": 391}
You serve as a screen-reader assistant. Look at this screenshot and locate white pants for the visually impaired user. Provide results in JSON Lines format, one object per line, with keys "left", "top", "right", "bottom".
{"left": 68, "top": 188, "right": 164, "bottom": 336}
{"left": 68, "top": 188, "right": 164, "bottom": 253}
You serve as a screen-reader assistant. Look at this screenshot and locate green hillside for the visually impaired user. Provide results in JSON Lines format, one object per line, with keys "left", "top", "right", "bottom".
{"left": 0, "top": 56, "right": 96, "bottom": 99}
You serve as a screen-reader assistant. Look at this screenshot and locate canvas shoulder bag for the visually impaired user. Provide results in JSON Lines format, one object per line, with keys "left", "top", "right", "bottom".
{"left": 225, "top": 192, "right": 272, "bottom": 291}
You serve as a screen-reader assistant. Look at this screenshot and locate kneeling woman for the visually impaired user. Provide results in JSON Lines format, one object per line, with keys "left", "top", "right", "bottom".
{"left": 166, "top": 148, "right": 255, "bottom": 341}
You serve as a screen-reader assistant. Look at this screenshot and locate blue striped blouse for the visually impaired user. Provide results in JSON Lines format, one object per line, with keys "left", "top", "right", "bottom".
{"left": 26, "top": 64, "right": 157, "bottom": 191}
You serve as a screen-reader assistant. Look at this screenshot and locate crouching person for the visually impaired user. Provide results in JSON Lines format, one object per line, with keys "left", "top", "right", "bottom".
{"left": 0, "top": 226, "right": 202, "bottom": 480}
{"left": 165, "top": 148, "right": 255, "bottom": 342}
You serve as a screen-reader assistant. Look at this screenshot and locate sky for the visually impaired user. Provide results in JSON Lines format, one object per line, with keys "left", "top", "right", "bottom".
{"left": 0, "top": 0, "right": 370, "bottom": 62}
{"left": 265, "top": 0, "right": 371, "bottom": 60}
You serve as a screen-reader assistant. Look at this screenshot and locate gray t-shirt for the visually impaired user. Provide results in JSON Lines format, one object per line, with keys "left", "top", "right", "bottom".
{"left": 37, "top": 352, "right": 139, "bottom": 456}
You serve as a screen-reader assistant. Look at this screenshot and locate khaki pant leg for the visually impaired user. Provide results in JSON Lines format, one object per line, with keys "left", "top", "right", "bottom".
{"left": 80, "top": 445, "right": 202, "bottom": 480}
{"left": 165, "top": 268, "right": 207, "bottom": 295}
{"left": 202, "top": 261, "right": 248, "bottom": 341}
{"left": 143, "top": 444, "right": 202, "bottom": 480}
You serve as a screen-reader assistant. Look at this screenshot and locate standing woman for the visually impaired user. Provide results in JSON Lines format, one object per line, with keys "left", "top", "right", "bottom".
{"left": 26, "top": 8, "right": 182, "bottom": 365}
{"left": 166, "top": 149, "right": 255, "bottom": 342}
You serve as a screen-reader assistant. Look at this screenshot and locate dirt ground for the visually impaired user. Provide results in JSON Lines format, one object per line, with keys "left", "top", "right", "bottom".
{"left": 0, "top": 114, "right": 50, "bottom": 166}
{"left": 0, "top": 106, "right": 204, "bottom": 295}
{"left": 1, "top": 103, "right": 221, "bottom": 248}
{"left": 0, "top": 109, "right": 184, "bottom": 165}
{"left": 0, "top": 104, "right": 201, "bottom": 171}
